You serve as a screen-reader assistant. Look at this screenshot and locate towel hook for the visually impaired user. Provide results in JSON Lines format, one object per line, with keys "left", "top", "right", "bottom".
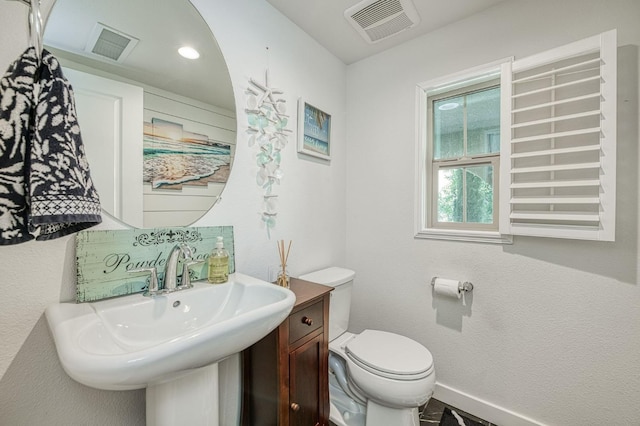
{"left": 28, "top": 0, "right": 43, "bottom": 63}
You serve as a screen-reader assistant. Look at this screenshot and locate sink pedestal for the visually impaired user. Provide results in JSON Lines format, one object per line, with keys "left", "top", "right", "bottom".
{"left": 147, "top": 363, "right": 219, "bottom": 426}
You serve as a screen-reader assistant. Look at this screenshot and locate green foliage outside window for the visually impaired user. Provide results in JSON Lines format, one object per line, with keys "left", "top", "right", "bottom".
{"left": 438, "top": 166, "right": 493, "bottom": 224}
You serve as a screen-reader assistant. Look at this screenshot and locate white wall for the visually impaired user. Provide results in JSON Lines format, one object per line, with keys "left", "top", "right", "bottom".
{"left": 0, "top": 0, "right": 346, "bottom": 424}
{"left": 345, "top": 1, "right": 640, "bottom": 425}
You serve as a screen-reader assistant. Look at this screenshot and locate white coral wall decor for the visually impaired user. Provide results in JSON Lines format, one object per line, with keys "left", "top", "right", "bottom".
{"left": 246, "top": 70, "right": 291, "bottom": 237}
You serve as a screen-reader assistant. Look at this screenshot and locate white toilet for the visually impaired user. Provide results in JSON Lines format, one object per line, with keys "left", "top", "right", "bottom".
{"left": 298, "top": 267, "right": 435, "bottom": 426}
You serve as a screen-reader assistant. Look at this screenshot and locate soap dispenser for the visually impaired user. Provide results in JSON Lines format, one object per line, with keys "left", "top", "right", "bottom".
{"left": 208, "top": 236, "right": 229, "bottom": 284}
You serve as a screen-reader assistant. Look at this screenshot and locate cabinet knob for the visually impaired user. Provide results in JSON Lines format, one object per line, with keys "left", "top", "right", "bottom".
{"left": 290, "top": 402, "right": 300, "bottom": 412}
{"left": 302, "top": 316, "right": 313, "bottom": 326}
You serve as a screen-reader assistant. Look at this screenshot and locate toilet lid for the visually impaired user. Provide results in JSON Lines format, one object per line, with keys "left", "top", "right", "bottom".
{"left": 345, "top": 330, "right": 433, "bottom": 380}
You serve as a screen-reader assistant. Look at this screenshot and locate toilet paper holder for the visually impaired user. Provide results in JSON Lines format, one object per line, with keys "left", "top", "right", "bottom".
{"left": 430, "top": 277, "right": 474, "bottom": 293}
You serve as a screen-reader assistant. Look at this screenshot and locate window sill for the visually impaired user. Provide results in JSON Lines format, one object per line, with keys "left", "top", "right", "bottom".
{"left": 415, "top": 228, "right": 513, "bottom": 244}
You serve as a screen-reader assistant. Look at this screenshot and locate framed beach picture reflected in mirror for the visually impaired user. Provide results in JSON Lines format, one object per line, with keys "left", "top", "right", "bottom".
{"left": 144, "top": 117, "right": 231, "bottom": 189}
{"left": 142, "top": 111, "right": 233, "bottom": 227}
{"left": 297, "top": 98, "right": 331, "bottom": 161}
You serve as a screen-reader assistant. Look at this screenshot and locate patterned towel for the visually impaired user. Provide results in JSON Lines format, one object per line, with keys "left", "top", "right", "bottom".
{"left": 0, "top": 47, "right": 101, "bottom": 245}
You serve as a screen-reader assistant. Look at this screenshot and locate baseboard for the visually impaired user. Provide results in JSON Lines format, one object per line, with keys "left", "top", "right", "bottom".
{"left": 433, "top": 382, "right": 546, "bottom": 426}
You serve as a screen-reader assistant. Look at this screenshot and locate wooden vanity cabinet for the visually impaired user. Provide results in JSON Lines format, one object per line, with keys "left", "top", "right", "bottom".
{"left": 242, "top": 278, "right": 332, "bottom": 426}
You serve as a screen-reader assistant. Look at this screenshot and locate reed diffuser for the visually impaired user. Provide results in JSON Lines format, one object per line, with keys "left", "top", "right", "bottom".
{"left": 276, "top": 240, "right": 291, "bottom": 288}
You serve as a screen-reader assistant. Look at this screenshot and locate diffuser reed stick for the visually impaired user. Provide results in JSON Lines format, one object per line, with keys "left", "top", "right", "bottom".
{"left": 277, "top": 240, "right": 291, "bottom": 287}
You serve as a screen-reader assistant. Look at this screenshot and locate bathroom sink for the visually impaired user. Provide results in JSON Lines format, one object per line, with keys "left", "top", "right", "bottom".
{"left": 45, "top": 273, "right": 295, "bottom": 390}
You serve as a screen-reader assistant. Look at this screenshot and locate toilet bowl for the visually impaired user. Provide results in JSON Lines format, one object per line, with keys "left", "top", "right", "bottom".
{"left": 298, "top": 267, "right": 436, "bottom": 426}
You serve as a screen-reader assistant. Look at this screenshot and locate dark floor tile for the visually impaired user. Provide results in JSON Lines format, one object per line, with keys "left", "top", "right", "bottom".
{"left": 420, "top": 398, "right": 494, "bottom": 426}
{"left": 420, "top": 398, "right": 447, "bottom": 424}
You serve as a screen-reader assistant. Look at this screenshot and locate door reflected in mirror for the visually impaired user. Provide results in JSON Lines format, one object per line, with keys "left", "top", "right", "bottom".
{"left": 44, "top": 0, "right": 236, "bottom": 228}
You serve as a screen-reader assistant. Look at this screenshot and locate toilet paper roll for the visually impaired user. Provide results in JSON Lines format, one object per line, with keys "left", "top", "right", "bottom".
{"left": 433, "top": 278, "right": 461, "bottom": 299}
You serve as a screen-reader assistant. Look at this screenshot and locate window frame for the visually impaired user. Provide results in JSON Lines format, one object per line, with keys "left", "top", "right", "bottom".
{"left": 428, "top": 83, "right": 501, "bottom": 232}
{"left": 415, "top": 58, "right": 514, "bottom": 244}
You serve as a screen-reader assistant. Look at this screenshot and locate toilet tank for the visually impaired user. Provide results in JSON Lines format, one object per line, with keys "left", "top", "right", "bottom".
{"left": 298, "top": 267, "right": 355, "bottom": 341}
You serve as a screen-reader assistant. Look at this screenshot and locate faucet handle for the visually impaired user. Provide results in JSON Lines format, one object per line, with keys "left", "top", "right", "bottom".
{"left": 129, "top": 267, "right": 160, "bottom": 296}
{"left": 179, "top": 260, "right": 205, "bottom": 290}
{"left": 180, "top": 243, "right": 193, "bottom": 259}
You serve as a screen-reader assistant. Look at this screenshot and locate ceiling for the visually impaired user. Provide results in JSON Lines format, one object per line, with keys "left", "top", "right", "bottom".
{"left": 40, "top": 0, "right": 509, "bottom": 111}
{"left": 266, "top": 0, "right": 508, "bottom": 64}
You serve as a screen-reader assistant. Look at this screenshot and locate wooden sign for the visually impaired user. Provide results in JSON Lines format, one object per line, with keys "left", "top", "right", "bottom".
{"left": 76, "top": 226, "right": 235, "bottom": 302}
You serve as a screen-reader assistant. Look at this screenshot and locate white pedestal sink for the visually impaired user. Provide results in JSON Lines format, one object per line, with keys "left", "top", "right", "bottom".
{"left": 45, "top": 273, "right": 295, "bottom": 425}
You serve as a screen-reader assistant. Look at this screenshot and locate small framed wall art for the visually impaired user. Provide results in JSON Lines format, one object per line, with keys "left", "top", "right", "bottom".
{"left": 297, "top": 98, "right": 331, "bottom": 160}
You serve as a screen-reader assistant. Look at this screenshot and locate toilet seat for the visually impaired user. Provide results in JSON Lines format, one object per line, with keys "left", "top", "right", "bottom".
{"left": 345, "top": 330, "right": 433, "bottom": 381}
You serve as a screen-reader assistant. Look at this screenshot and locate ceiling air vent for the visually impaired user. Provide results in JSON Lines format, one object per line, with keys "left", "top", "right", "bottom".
{"left": 344, "top": 0, "right": 420, "bottom": 44}
{"left": 84, "top": 23, "right": 139, "bottom": 62}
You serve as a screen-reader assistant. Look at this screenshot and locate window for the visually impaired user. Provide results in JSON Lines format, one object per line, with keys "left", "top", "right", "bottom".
{"left": 430, "top": 84, "right": 500, "bottom": 231}
{"left": 416, "top": 30, "right": 617, "bottom": 243}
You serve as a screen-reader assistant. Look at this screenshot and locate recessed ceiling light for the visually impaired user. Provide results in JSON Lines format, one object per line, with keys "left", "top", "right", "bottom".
{"left": 178, "top": 46, "right": 200, "bottom": 60}
{"left": 438, "top": 102, "right": 459, "bottom": 111}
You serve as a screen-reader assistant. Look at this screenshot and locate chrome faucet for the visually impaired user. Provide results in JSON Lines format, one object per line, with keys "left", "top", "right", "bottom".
{"left": 129, "top": 243, "right": 201, "bottom": 296}
{"left": 163, "top": 243, "right": 193, "bottom": 291}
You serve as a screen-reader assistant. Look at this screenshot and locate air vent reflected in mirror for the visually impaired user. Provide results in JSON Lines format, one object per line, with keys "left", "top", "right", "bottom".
{"left": 85, "top": 23, "right": 139, "bottom": 62}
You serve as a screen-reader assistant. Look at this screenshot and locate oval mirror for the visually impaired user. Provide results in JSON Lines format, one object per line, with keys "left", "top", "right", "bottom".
{"left": 43, "top": 0, "right": 236, "bottom": 228}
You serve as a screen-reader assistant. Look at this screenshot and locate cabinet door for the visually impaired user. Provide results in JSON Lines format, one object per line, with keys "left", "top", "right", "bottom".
{"left": 289, "top": 334, "right": 324, "bottom": 426}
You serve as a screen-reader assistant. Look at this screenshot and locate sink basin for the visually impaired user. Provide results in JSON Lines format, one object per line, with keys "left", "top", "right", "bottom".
{"left": 45, "top": 273, "right": 295, "bottom": 391}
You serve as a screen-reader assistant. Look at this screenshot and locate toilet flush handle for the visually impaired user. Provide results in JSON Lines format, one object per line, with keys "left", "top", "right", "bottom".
{"left": 302, "top": 316, "right": 313, "bottom": 326}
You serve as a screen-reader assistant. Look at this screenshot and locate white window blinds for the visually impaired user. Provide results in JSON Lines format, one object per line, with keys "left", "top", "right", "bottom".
{"left": 500, "top": 30, "right": 617, "bottom": 241}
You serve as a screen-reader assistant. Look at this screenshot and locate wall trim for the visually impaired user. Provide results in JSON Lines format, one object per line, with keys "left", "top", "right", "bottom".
{"left": 433, "top": 382, "right": 546, "bottom": 426}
